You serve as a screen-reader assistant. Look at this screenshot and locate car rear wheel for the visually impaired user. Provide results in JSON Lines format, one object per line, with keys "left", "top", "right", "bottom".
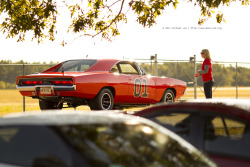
{"left": 160, "top": 89, "right": 175, "bottom": 103}
{"left": 89, "top": 88, "right": 114, "bottom": 110}
{"left": 39, "top": 100, "right": 63, "bottom": 110}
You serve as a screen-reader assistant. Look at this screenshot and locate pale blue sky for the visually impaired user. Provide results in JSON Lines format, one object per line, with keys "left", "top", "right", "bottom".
{"left": 0, "top": 1, "right": 249, "bottom": 63}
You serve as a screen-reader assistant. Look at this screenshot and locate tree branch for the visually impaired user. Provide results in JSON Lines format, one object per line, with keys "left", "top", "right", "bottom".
{"left": 70, "top": 0, "right": 125, "bottom": 42}
{"left": 92, "top": 0, "right": 125, "bottom": 38}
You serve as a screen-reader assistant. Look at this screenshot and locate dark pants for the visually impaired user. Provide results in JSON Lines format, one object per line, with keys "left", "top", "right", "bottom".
{"left": 204, "top": 80, "right": 213, "bottom": 98}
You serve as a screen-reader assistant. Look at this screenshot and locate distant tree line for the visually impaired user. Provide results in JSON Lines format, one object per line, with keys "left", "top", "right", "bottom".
{"left": 1, "top": 60, "right": 250, "bottom": 89}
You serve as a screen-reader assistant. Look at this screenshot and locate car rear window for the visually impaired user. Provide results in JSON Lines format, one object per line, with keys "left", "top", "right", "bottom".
{"left": 57, "top": 60, "right": 97, "bottom": 72}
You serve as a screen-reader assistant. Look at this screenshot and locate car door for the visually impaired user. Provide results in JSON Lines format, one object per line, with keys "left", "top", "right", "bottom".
{"left": 0, "top": 125, "right": 74, "bottom": 167}
{"left": 118, "top": 62, "right": 156, "bottom": 103}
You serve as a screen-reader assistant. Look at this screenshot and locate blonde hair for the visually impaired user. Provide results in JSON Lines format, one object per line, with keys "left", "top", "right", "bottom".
{"left": 201, "top": 49, "right": 211, "bottom": 60}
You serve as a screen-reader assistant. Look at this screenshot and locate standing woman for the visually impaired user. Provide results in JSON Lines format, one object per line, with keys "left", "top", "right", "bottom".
{"left": 195, "top": 49, "right": 214, "bottom": 98}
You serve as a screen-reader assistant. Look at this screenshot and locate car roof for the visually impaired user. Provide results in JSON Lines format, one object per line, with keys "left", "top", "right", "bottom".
{"left": 0, "top": 110, "right": 217, "bottom": 167}
{"left": 182, "top": 99, "right": 250, "bottom": 111}
{"left": 41, "top": 59, "right": 138, "bottom": 74}
{"left": 0, "top": 110, "right": 140, "bottom": 125}
{"left": 85, "top": 59, "right": 138, "bottom": 72}
{"left": 134, "top": 99, "right": 250, "bottom": 122}
{"left": 62, "top": 59, "right": 129, "bottom": 72}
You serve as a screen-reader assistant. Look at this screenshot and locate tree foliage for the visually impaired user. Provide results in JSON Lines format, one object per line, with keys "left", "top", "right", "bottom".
{"left": 0, "top": 0, "right": 249, "bottom": 44}
{"left": 0, "top": 0, "right": 57, "bottom": 43}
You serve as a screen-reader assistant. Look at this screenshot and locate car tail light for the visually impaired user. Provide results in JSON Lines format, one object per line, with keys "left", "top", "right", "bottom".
{"left": 51, "top": 81, "right": 73, "bottom": 85}
{"left": 22, "top": 81, "right": 43, "bottom": 85}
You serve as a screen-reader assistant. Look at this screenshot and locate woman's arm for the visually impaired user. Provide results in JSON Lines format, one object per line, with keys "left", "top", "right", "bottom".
{"left": 198, "top": 65, "right": 209, "bottom": 74}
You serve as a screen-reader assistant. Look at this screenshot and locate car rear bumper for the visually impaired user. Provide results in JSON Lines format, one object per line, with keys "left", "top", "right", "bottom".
{"left": 16, "top": 85, "right": 76, "bottom": 92}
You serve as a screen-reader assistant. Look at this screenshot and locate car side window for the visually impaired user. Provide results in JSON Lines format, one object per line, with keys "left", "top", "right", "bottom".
{"left": 204, "top": 116, "right": 250, "bottom": 159}
{"left": 0, "top": 126, "right": 72, "bottom": 166}
{"left": 119, "top": 63, "right": 140, "bottom": 75}
{"left": 148, "top": 113, "right": 192, "bottom": 141}
{"left": 110, "top": 64, "right": 119, "bottom": 73}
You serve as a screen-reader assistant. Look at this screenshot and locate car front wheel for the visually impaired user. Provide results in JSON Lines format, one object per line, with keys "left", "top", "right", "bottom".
{"left": 160, "top": 89, "right": 175, "bottom": 103}
{"left": 89, "top": 88, "right": 114, "bottom": 110}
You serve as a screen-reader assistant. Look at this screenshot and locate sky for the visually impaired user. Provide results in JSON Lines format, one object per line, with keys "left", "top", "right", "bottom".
{"left": 0, "top": 1, "right": 250, "bottom": 64}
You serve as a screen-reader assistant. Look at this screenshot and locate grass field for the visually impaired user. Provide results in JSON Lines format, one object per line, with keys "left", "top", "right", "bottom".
{"left": 0, "top": 89, "right": 90, "bottom": 116}
{"left": 183, "top": 86, "right": 250, "bottom": 99}
{"left": 1, "top": 87, "right": 250, "bottom": 116}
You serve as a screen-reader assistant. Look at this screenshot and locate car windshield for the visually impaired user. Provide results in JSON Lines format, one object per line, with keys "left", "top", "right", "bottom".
{"left": 57, "top": 60, "right": 97, "bottom": 72}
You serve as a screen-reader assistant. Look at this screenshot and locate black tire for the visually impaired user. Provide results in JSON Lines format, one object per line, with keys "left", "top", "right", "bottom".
{"left": 160, "top": 89, "right": 175, "bottom": 103}
{"left": 89, "top": 88, "right": 114, "bottom": 110}
{"left": 88, "top": 102, "right": 97, "bottom": 110}
{"left": 39, "top": 100, "right": 62, "bottom": 110}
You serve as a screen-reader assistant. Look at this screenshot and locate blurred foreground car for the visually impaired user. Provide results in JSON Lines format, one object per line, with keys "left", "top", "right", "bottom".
{"left": 0, "top": 111, "right": 216, "bottom": 167}
{"left": 133, "top": 99, "right": 250, "bottom": 167}
{"left": 16, "top": 59, "right": 186, "bottom": 110}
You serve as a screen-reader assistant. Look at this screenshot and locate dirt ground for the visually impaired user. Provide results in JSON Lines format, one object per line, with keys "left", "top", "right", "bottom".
{"left": 1, "top": 87, "right": 250, "bottom": 116}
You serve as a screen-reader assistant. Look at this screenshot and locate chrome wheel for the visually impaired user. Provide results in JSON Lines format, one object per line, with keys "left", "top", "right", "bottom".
{"left": 101, "top": 93, "right": 112, "bottom": 110}
{"left": 89, "top": 88, "right": 114, "bottom": 110}
{"left": 164, "top": 92, "right": 174, "bottom": 102}
{"left": 161, "top": 89, "right": 175, "bottom": 103}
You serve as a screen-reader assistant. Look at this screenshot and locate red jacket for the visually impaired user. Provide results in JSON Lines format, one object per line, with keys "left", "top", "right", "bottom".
{"left": 201, "top": 58, "right": 213, "bottom": 82}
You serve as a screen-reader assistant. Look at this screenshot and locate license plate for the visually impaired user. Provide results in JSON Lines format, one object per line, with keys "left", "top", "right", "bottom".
{"left": 40, "top": 87, "right": 52, "bottom": 94}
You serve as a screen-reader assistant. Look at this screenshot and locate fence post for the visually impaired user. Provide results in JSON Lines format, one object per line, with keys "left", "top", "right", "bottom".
{"left": 23, "top": 63, "right": 25, "bottom": 112}
{"left": 154, "top": 54, "right": 158, "bottom": 76}
{"left": 236, "top": 62, "right": 238, "bottom": 99}
{"left": 194, "top": 55, "right": 197, "bottom": 99}
{"left": 150, "top": 56, "right": 153, "bottom": 75}
{"left": 176, "top": 63, "right": 179, "bottom": 79}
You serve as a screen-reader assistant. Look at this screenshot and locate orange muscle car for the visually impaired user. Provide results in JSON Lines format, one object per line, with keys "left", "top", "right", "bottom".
{"left": 16, "top": 59, "right": 186, "bottom": 110}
